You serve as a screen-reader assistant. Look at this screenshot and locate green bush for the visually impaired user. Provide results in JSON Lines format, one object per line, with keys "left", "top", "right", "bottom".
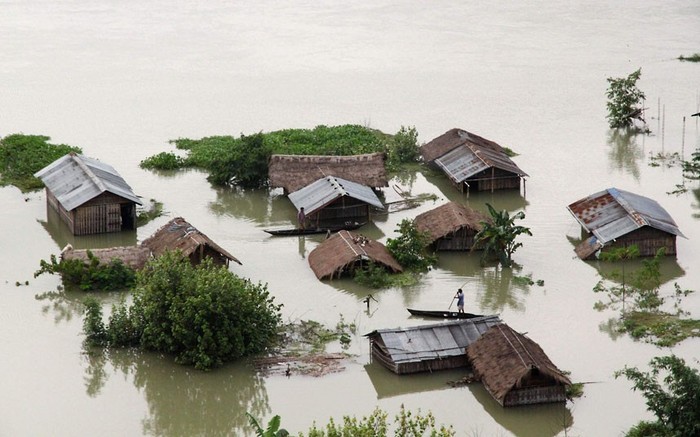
{"left": 605, "top": 69, "right": 646, "bottom": 129}
{"left": 35, "top": 252, "right": 136, "bottom": 291}
{"left": 387, "top": 125, "right": 419, "bottom": 165}
{"left": 386, "top": 219, "right": 437, "bottom": 271}
{"left": 139, "top": 152, "right": 184, "bottom": 170}
{"left": 353, "top": 261, "right": 392, "bottom": 288}
{"left": 82, "top": 251, "right": 283, "bottom": 370}
{"left": 0, "top": 134, "right": 82, "bottom": 191}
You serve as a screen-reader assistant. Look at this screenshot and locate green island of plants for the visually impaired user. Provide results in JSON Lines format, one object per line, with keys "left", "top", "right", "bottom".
{"left": 140, "top": 125, "right": 420, "bottom": 188}
{"left": 678, "top": 53, "right": 700, "bottom": 62}
{"left": 35, "top": 251, "right": 136, "bottom": 291}
{"left": 0, "top": 134, "right": 82, "bottom": 192}
{"left": 83, "top": 251, "right": 282, "bottom": 370}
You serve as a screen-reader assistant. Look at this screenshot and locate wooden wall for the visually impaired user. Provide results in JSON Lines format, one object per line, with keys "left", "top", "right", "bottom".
{"left": 465, "top": 168, "right": 521, "bottom": 192}
{"left": 435, "top": 228, "right": 478, "bottom": 251}
{"left": 46, "top": 189, "right": 138, "bottom": 236}
{"left": 502, "top": 385, "right": 567, "bottom": 407}
{"left": 309, "top": 197, "right": 370, "bottom": 225}
{"left": 604, "top": 227, "right": 677, "bottom": 257}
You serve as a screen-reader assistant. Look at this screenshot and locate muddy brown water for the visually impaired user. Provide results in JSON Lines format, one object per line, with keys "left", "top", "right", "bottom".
{"left": 1, "top": 2, "right": 699, "bottom": 436}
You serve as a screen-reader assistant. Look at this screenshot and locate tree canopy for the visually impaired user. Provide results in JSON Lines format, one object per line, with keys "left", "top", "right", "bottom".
{"left": 605, "top": 68, "right": 646, "bottom": 129}
{"left": 83, "top": 251, "right": 283, "bottom": 370}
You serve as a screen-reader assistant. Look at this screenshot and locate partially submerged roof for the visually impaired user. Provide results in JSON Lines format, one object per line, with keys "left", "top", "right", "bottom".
{"left": 288, "top": 175, "right": 384, "bottom": 216}
{"left": 34, "top": 152, "right": 141, "bottom": 211}
{"left": 414, "top": 202, "right": 489, "bottom": 243}
{"left": 365, "top": 316, "right": 502, "bottom": 367}
{"left": 308, "top": 230, "right": 402, "bottom": 279}
{"left": 61, "top": 245, "right": 151, "bottom": 271}
{"left": 141, "top": 217, "right": 242, "bottom": 265}
{"left": 567, "top": 187, "right": 685, "bottom": 244}
{"left": 466, "top": 323, "right": 571, "bottom": 405}
{"left": 268, "top": 153, "right": 388, "bottom": 193}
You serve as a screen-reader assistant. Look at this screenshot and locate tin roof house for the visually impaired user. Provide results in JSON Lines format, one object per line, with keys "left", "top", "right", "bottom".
{"left": 466, "top": 323, "right": 571, "bottom": 407}
{"left": 288, "top": 175, "right": 384, "bottom": 229}
{"left": 365, "top": 316, "right": 502, "bottom": 374}
{"left": 413, "top": 201, "right": 491, "bottom": 251}
{"left": 567, "top": 187, "right": 685, "bottom": 259}
{"left": 34, "top": 153, "right": 141, "bottom": 235}
{"left": 420, "top": 129, "right": 527, "bottom": 194}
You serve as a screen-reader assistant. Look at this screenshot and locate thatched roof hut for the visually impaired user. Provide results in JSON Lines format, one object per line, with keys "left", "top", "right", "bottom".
{"left": 141, "top": 217, "right": 241, "bottom": 267}
{"left": 308, "top": 230, "right": 402, "bottom": 279}
{"left": 466, "top": 323, "right": 571, "bottom": 407}
{"left": 414, "top": 202, "right": 490, "bottom": 251}
{"left": 61, "top": 245, "right": 151, "bottom": 270}
{"left": 34, "top": 152, "right": 142, "bottom": 235}
{"left": 420, "top": 129, "right": 527, "bottom": 193}
{"left": 567, "top": 187, "right": 685, "bottom": 259}
{"left": 365, "top": 316, "right": 502, "bottom": 374}
{"left": 268, "top": 153, "right": 388, "bottom": 194}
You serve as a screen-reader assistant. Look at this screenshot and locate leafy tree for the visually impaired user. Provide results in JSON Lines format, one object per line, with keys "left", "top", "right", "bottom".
{"left": 246, "top": 413, "right": 289, "bottom": 437}
{"left": 386, "top": 219, "right": 437, "bottom": 271}
{"left": 82, "top": 251, "right": 283, "bottom": 370}
{"left": 300, "top": 405, "right": 455, "bottom": 436}
{"left": 0, "top": 134, "right": 81, "bottom": 191}
{"left": 207, "top": 132, "right": 271, "bottom": 188}
{"left": 388, "top": 125, "right": 419, "bottom": 165}
{"left": 682, "top": 148, "right": 700, "bottom": 180}
{"left": 616, "top": 355, "right": 700, "bottom": 437}
{"left": 472, "top": 203, "right": 531, "bottom": 268}
{"left": 606, "top": 68, "right": 646, "bottom": 129}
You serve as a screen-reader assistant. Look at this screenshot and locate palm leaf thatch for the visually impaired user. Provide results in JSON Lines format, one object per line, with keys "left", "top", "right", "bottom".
{"left": 268, "top": 153, "right": 388, "bottom": 194}
{"left": 141, "top": 217, "right": 241, "bottom": 266}
{"left": 308, "top": 230, "right": 402, "bottom": 280}
{"left": 61, "top": 245, "right": 151, "bottom": 270}
{"left": 466, "top": 323, "right": 571, "bottom": 406}
{"left": 414, "top": 202, "right": 490, "bottom": 245}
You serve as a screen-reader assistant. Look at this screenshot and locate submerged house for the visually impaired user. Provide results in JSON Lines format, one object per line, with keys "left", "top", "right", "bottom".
{"left": 308, "top": 230, "right": 402, "bottom": 280}
{"left": 365, "top": 316, "right": 502, "bottom": 374}
{"left": 61, "top": 245, "right": 151, "bottom": 270}
{"left": 268, "top": 153, "right": 388, "bottom": 194}
{"left": 288, "top": 175, "right": 384, "bottom": 227}
{"left": 414, "top": 201, "right": 490, "bottom": 251}
{"left": 34, "top": 152, "right": 141, "bottom": 235}
{"left": 567, "top": 187, "right": 685, "bottom": 259}
{"left": 141, "top": 217, "right": 242, "bottom": 267}
{"left": 420, "top": 129, "right": 528, "bottom": 194}
{"left": 466, "top": 323, "right": 571, "bottom": 407}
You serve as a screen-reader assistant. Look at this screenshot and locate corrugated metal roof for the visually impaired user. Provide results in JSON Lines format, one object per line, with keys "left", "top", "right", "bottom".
{"left": 34, "top": 153, "right": 141, "bottom": 211}
{"left": 434, "top": 145, "right": 527, "bottom": 184}
{"left": 365, "top": 316, "right": 501, "bottom": 365}
{"left": 566, "top": 187, "right": 684, "bottom": 244}
{"left": 287, "top": 175, "right": 384, "bottom": 215}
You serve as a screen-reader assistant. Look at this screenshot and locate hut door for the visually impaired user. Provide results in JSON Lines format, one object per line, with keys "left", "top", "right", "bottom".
{"left": 106, "top": 204, "right": 122, "bottom": 232}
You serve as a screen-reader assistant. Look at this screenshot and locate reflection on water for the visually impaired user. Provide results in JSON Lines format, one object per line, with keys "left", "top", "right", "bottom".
{"left": 39, "top": 205, "right": 138, "bottom": 251}
{"left": 467, "top": 383, "right": 573, "bottom": 437}
{"left": 475, "top": 265, "right": 532, "bottom": 313}
{"left": 83, "top": 349, "right": 269, "bottom": 437}
{"left": 607, "top": 128, "right": 645, "bottom": 180}
{"left": 364, "top": 361, "right": 464, "bottom": 399}
{"left": 209, "top": 186, "right": 285, "bottom": 225}
{"left": 692, "top": 187, "right": 700, "bottom": 219}
{"left": 35, "top": 287, "right": 128, "bottom": 325}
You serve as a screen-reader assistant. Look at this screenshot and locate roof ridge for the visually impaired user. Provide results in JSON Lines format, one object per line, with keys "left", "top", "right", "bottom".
{"left": 72, "top": 154, "right": 108, "bottom": 193}
{"left": 608, "top": 188, "right": 649, "bottom": 227}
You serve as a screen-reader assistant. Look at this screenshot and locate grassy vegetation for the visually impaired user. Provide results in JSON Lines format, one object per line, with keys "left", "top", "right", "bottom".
{"left": 135, "top": 198, "right": 164, "bottom": 227}
{"left": 621, "top": 311, "right": 700, "bottom": 347}
{"left": 0, "top": 134, "right": 82, "bottom": 192}
{"left": 140, "top": 124, "right": 420, "bottom": 188}
{"left": 678, "top": 53, "right": 700, "bottom": 62}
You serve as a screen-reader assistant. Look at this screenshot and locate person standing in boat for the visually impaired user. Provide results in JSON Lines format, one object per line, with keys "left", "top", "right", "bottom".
{"left": 297, "top": 207, "right": 306, "bottom": 230}
{"left": 455, "top": 288, "right": 465, "bottom": 313}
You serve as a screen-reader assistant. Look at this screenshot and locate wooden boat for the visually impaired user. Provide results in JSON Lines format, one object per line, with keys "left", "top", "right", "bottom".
{"left": 406, "top": 308, "right": 484, "bottom": 319}
{"left": 264, "top": 221, "right": 366, "bottom": 236}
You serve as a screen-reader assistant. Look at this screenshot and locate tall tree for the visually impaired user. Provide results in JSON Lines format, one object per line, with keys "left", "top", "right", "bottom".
{"left": 606, "top": 68, "right": 646, "bottom": 129}
{"left": 472, "top": 203, "right": 531, "bottom": 268}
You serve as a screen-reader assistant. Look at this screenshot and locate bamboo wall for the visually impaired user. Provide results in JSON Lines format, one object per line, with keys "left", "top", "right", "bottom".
{"left": 435, "top": 228, "right": 478, "bottom": 251}
{"left": 605, "top": 227, "right": 677, "bottom": 257}
{"left": 465, "top": 168, "right": 521, "bottom": 192}
{"left": 46, "top": 189, "right": 138, "bottom": 236}
{"left": 502, "top": 385, "right": 567, "bottom": 407}
{"left": 309, "top": 197, "right": 370, "bottom": 225}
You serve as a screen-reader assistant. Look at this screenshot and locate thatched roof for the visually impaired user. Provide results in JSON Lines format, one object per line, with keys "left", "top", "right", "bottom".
{"left": 61, "top": 245, "right": 151, "bottom": 270}
{"left": 466, "top": 324, "right": 571, "bottom": 404}
{"left": 268, "top": 153, "right": 388, "bottom": 193}
{"left": 141, "top": 217, "right": 242, "bottom": 265}
{"left": 421, "top": 128, "right": 509, "bottom": 163}
{"left": 308, "top": 230, "right": 402, "bottom": 279}
{"left": 414, "top": 202, "right": 490, "bottom": 244}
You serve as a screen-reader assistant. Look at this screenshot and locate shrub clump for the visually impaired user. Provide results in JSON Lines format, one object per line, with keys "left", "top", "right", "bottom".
{"left": 82, "top": 251, "right": 283, "bottom": 370}
{"left": 35, "top": 251, "right": 136, "bottom": 291}
{"left": 0, "top": 134, "right": 82, "bottom": 191}
{"left": 386, "top": 219, "right": 437, "bottom": 271}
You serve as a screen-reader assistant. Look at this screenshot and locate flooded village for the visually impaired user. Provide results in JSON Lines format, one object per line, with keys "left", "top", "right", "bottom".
{"left": 2, "top": 2, "right": 699, "bottom": 436}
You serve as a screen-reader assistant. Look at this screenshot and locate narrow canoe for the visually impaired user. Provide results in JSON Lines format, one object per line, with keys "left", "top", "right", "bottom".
{"left": 406, "top": 308, "right": 484, "bottom": 319}
{"left": 264, "top": 221, "right": 366, "bottom": 236}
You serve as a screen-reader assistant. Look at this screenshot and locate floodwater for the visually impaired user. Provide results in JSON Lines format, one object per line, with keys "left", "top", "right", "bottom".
{"left": 1, "top": 1, "right": 699, "bottom": 436}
